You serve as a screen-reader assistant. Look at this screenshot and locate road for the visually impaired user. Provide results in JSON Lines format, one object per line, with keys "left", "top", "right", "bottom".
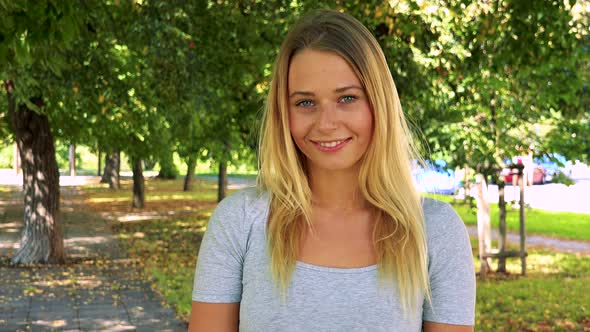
{"left": 479, "top": 180, "right": 590, "bottom": 214}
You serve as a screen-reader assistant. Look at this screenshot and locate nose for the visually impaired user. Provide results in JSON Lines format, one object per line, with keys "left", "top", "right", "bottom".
{"left": 317, "top": 103, "right": 338, "bottom": 132}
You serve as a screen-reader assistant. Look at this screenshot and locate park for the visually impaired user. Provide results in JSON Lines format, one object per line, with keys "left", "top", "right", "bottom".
{"left": 1, "top": 1, "right": 589, "bottom": 331}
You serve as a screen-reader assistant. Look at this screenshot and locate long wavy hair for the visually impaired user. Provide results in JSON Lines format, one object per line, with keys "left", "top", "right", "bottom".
{"left": 257, "top": 9, "right": 429, "bottom": 314}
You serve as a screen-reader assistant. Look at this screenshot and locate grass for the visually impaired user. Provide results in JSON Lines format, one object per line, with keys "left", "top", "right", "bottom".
{"left": 195, "top": 172, "right": 257, "bottom": 179}
{"left": 472, "top": 239, "right": 590, "bottom": 331}
{"left": 0, "top": 186, "right": 12, "bottom": 193}
{"left": 75, "top": 178, "right": 588, "bottom": 330}
{"left": 426, "top": 194, "right": 590, "bottom": 241}
{"left": 114, "top": 217, "right": 208, "bottom": 318}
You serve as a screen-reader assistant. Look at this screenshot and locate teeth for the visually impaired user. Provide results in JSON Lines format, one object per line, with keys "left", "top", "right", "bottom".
{"left": 318, "top": 140, "right": 344, "bottom": 148}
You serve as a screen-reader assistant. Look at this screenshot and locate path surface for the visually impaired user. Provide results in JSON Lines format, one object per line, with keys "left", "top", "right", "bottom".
{"left": 0, "top": 187, "right": 187, "bottom": 332}
{"left": 466, "top": 226, "right": 590, "bottom": 255}
{"left": 483, "top": 181, "right": 590, "bottom": 214}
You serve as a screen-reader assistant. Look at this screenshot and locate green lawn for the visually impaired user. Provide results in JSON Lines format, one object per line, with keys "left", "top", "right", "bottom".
{"left": 195, "top": 172, "right": 257, "bottom": 179}
{"left": 94, "top": 179, "right": 590, "bottom": 330}
{"left": 472, "top": 239, "right": 590, "bottom": 331}
{"left": 426, "top": 194, "right": 590, "bottom": 241}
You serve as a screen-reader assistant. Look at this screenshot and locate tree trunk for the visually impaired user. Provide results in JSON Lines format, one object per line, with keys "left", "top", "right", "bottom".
{"left": 157, "top": 150, "right": 178, "bottom": 179}
{"left": 69, "top": 144, "right": 76, "bottom": 177}
{"left": 97, "top": 149, "right": 102, "bottom": 176}
{"left": 497, "top": 180, "right": 507, "bottom": 273}
{"left": 132, "top": 158, "right": 145, "bottom": 209}
{"left": 101, "top": 152, "right": 120, "bottom": 189}
{"left": 117, "top": 151, "right": 121, "bottom": 179}
{"left": 475, "top": 173, "right": 491, "bottom": 276}
{"left": 13, "top": 141, "right": 21, "bottom": 174}
{"left": 7, "top": 85, "right": 65, "bottom": 264}
{"left": 518, "top": 170, "right": 527, "bottom": 276}
{"left": 183, "top": 155, "right": 197, "bottom": 192}
{"left": 100, "top": 153, "right": 111, "bottom": 183}
{"left": 218, "top": 160, "right": 228, "bottom": 202}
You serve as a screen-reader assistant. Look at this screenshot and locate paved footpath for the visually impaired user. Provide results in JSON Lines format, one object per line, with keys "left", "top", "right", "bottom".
{"left": 0, "top": 187, "right": 187, "bottom": 332}
{"left": 466, "top": 225, "right": 590, "bottom": 255}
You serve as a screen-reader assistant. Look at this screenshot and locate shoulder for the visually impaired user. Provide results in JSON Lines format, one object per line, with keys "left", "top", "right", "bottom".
{"left": 200, "top": 187, "right": 269, "bottom": 258}
{"left": 421, "top": 197, "right": 467, "bottom": 244}
{"left": 420, "top": 197, "right": 476, "bottom": 325}
{"left": 211, "top": 187, "right": 270, "bottom": 230}
{"left": 216, "top": 187, "right": 269, "bottom": 214}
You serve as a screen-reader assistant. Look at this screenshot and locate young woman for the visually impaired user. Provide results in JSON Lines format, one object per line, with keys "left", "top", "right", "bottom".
{"left": 189, "top": 10, "right": 475, "bottom": 332}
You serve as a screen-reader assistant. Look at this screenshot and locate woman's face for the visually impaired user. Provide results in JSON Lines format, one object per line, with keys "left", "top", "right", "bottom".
{"left": 287, "top": 49, "right": 373, "bottom": 175}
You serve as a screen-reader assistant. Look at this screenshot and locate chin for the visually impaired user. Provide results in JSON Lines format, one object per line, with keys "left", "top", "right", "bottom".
{"left": 308, "top": 160, "right": 362, "bottom": 174}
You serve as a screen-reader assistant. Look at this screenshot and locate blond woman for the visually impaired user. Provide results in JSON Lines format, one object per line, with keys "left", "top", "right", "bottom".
{"left": 189, "top": 10, "right": 475, "bottom": 332}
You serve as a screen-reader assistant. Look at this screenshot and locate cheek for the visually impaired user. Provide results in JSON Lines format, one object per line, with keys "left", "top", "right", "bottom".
{"left": 367, "top": 116, "right": 374, "bottom": 141}
{"left": 288, "top": 111, "right": 296, "bottom": 135}
{"left": 288, "top": 112, "right": 307, "bottom": 143}
{"left": 359, "top": 106, "right": 374, "bottom": 142}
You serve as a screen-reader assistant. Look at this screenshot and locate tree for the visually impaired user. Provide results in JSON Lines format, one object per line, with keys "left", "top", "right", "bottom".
{"left": 544, "top": 1, "right": 590, "bottom": 163}
{"left": 63, "top": 1, "right": 173, "bottom": 206}
{"left": 128, "top": 0, "right": 288, "bottom": 199}
{"left": 0, "top": 1, "right": 82, "bottom": 264}
{"left": 432, "top": 1, "right": 583, "bottom": 178}
{"left": 194, "top": 0, "right": 290, "bottom": 201}
{"left": 101, "top": 152, "right": 121, "bottom": 189}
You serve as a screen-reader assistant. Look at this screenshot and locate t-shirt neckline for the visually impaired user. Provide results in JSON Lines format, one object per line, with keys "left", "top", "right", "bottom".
{"left": 295, "top": 260, "right": 378, "bottom": 273}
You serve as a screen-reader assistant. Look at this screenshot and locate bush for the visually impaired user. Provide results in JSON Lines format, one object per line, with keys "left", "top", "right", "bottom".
{"left": 552, "top": 171, "right": 575, "bottom": 186}
{"left": 0, "top": 145, "right": 13, "bottom": 168}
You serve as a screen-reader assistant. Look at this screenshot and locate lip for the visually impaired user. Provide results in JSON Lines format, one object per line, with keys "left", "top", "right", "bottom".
{"left": 310, "top": 137, "right": 352, "bottom": 152}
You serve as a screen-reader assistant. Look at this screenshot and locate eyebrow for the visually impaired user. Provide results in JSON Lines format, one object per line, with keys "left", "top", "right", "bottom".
{"left": 288, "top": 85, "right": 364, "bottom": 98}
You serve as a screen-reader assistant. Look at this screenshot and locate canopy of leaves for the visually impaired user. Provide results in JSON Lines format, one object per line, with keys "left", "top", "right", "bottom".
{"left": 1, "top": 0, "right": 588, "bottom": 174}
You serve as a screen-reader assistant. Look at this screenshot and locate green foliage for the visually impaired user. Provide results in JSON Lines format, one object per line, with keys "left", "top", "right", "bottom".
{"left": 54, "top": 143, "right": 79, "bottom": 171}
{"left": 552, "top": 171, "right": 576, "bottom": 186}
{"left": 3, "top": 1, "right": 588, "bottom": 225}
{"left": 157, "top": 150, "right": 179, "bottom": 179}
{"left": 2, "top": 0, "right": 588, "bottom": 197}
{"left": 0, "top": 144, "right": 13, "bottom": 168}
{"left": 0, "top": 0, "right": 82, "bottom": 106}
{"left": 545, "top": 117, "right": 590, "bottom": 163}
{"left": 373, "top": 1, "right": 587, "bottom": 174}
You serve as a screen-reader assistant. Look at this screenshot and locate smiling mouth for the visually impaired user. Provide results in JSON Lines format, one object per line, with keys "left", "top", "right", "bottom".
{"left": 310, "top": 137, "right": 352, "bottom": 151}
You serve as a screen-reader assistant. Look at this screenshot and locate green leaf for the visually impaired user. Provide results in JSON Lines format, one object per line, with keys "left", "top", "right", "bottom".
{"left": 23, "top": 99, "right": 41, "bottom": 113}
{"left": 13, "top": 38, "right": 32, "bottom": 66}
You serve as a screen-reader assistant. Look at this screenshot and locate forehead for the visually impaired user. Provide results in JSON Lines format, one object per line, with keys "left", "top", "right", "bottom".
{"left": 287, "top": 49, "right": 362, "bottom": 92}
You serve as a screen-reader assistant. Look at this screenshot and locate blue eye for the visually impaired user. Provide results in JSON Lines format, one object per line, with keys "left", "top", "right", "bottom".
{"left": 340, "top": 95, "right": 357, "bottom": 103}
{"left": 296, "top": 100, "right": 314, "bottom": 108}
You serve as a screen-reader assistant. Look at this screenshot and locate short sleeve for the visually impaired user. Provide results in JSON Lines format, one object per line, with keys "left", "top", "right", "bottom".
{"left": 422, "top": 201, "right": 476, "bottom": 325}
{"left": 192, "top": 191, "right": 248, "bottom": 303}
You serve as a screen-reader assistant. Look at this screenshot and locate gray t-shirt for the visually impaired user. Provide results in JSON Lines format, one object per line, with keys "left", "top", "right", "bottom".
{"left": 192, "top": 188, "right": 475, "bottom": 331}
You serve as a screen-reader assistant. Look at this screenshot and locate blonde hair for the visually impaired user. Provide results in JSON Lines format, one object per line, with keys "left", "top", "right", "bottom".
{"left": 257, "top": 9, "right": 429, "bottom": 314}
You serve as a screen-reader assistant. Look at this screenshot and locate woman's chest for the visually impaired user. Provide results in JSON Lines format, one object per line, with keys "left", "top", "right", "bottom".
{"left": 298, "top": 211, "right": 377, "bottom": 268}
{"left": 240, "top": 252, "right": 421, "bottom": 331}
{"left": 239, "top": 221, "right": 423, "bottom": 331}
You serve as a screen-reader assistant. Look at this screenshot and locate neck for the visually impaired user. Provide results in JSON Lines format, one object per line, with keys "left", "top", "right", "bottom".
{"left": 307, "top": 165, "right": 368, "bottom": 211}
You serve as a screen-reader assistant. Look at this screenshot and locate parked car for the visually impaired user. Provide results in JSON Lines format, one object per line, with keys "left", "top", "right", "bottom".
{"left": 500, "top": 159, "right": 557, "bottom": 185}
